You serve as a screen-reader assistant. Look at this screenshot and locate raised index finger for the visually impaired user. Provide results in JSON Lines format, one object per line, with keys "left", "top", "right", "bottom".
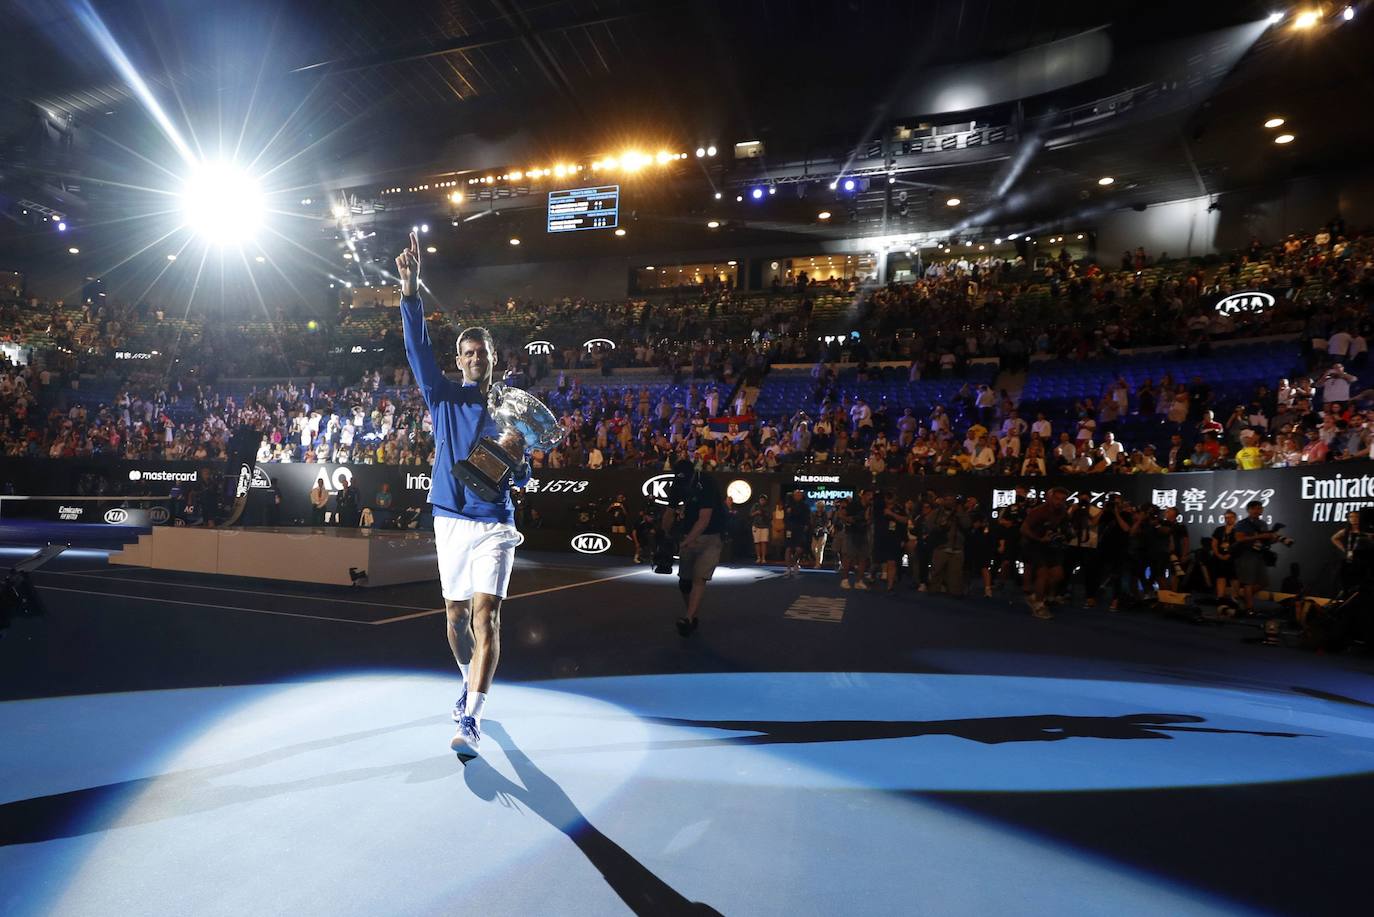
{"left": 409, "top": 230, "right": 419, "bottom": 256}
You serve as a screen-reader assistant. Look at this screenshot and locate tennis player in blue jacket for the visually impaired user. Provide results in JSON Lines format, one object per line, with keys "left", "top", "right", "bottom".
{"left": 396, "top": 231, "right": 530, "bottom": 758}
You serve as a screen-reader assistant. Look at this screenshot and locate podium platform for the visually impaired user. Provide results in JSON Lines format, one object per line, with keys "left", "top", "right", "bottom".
{"left": 109, "top": 526, "right": 438, "bottom": 587}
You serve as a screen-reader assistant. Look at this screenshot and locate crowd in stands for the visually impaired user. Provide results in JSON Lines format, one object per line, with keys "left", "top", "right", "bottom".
{"left": 0, "top": 222, "right": 1370, "bottom": 474}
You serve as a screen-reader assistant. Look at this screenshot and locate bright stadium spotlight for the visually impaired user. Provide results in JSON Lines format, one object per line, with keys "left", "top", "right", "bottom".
{"left": 1267, "top": 11, "right": 1284, "bottom": 25}
{"left": 1264, "top": 117, "right": 1286, "bottom": 128}
{"left": 751, "top": 188, "right": 764, "bottom": 200}
{"left": 714, "top": 191, "right": 722, "bottom": 199}
{"left": 509, "top": 238, "right": 521, "bottom": 246}
{"left": 420, "top": 224, "right": 429, "bottom": 233}
{"left": 707, "top": 220, "right": 721, "bottom": 228}
{"left": 1344, "top": 5, "right": 1355, "bottom": 20}
{"left": 1098, "top": 176, "right": 1115, "bottom": 186}
{"left": 426, "top": 246, "right": 437, "bottom": 253}
{"left": 179, "top": 161, "right": 264, "bottom": 246}
{"left": 614, "top": 228, "right": 626, "bottom": 237}
{"left": 706, "top": 145, "right": 717, "bottom": 156}
{"left": 817, "top": 210, "right": 832, "bottom": 220}
{"left": 57, "top": 222, "right": 67, "bottom": 232}
{"left": 1275, "top": 133, "right": 1295, "bottom": 144}
{"left": 696, "top": 147, "right": 706, "bottom": 158}
{"left": 68, "top": 247, "right": 79, "bottom": 254}
{"left": 842, "top": 178, "right": 856, "bottom": 192}
{"left": 167, "top": 254, "right": 177, "bottom": 261}
{"left": 946, "top": 197, "right": 961, "bottom": 206}
{"left": 1294, "top": 9, "right": 1320, "bottom": 28}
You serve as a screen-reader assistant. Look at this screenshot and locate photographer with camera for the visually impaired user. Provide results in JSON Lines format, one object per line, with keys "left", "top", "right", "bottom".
{"left": 1210, "top": 509, "right": 1240, "bottom": 612}
{"left": 1330, "top": 509, "right": 1370, "bottom": 595}
{"left": 660, "top": 459, "right": 727, "bottom": 636}
{"left": 925, "top": 494, "right": 972, "bottom": 596}
{"left": 632, "top": 505, "right": 657, "bottom": 564}
{"left": 1233, "top": 499, "right": 1294, "bottom": 615}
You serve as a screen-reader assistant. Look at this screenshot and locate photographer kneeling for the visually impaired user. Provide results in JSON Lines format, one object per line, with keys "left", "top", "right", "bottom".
{"left": 661, "top": 459, "right": 727, "bottom": 637}
{"left": 1233, "top": 499, "right": 1294, "bottom": 616}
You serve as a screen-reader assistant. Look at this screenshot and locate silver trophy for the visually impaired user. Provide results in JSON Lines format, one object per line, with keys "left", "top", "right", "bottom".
{"left": 452, "top": 383, "right": 565, "bottom": 502}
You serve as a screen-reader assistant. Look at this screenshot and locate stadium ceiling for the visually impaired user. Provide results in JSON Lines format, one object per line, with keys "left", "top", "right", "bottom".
{"left": 0, "top": 0, "right": 1371, "bottom": 256}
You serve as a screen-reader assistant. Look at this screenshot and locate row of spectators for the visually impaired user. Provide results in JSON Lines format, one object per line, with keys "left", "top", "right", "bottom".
{"left": 0, "top": 223, "right": 1368, "bottom": 469}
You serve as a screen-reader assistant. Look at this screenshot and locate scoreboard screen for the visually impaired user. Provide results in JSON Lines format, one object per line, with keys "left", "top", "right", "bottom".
{"left": 547, "top": 185, "right": 620, "bottom": 233}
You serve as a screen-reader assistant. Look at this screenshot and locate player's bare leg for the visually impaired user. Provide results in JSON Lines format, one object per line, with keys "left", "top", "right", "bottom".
{"left": 445, "top": 599, "right": 473, "bottom": 722}
{"left": 452, "top": 592, "right": 502, "bottom": 758}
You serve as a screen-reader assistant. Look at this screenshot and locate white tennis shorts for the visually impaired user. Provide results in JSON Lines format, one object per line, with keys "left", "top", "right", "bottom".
{"left": 433, "top": 515, "right": 524, "bottom": 601}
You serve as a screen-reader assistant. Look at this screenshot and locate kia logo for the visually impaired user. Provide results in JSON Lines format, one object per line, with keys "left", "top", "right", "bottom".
{"left": 582, "top": 337, "right": 616, "bottom": 352}
{"left": 524, "top": 340, "right": 555, "bottom": 355}
{"left": 104, "top": 508, "right": 129, "bottom": 524}
{"left": 571, "top": 532, "right": 612, "bottom": 554}
{"left": 149, "top": 506, "right": 170, "bottom": 524}
{"left": 642, "top": 472, "right": 676, "bottom": 506}
{"left": 1214, "top": 291, "right": 1275, "bottom": 316}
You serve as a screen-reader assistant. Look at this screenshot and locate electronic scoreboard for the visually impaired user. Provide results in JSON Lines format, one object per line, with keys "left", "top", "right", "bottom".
{"left": 547, "top": 185, "right": 619, "bottom": 233}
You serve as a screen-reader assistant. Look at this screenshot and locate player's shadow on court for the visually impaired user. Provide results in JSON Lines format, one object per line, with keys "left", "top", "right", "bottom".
{"left": 547, "top": 712, "right": 1309, "bottom": 756}
{"left": 463, "top": 721, "right": 722, "bottom": 917}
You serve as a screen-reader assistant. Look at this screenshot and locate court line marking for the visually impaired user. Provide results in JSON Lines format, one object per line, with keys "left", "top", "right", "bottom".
{"left": 44, "top": 571, "right": 435, "bottom": 611}
{"left": 35, "top": 586, "right": 373, "bottom": 625}
{"left": 370, "top": 570, "right": 645, "bottom": 625}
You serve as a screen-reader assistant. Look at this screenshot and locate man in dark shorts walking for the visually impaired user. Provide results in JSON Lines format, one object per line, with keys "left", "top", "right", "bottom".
{"left": 1021, "top": 486, "right": 1070, "bottom": 619}
{"left": 662, "top": 459, "right": 727, "bottom": 635}
{"left": 838, "top": 489, "right": 873, "bottom": 590}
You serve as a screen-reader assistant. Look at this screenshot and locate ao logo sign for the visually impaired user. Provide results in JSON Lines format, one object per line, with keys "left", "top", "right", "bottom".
{"left": 642, "top": 472, "right": 676, "bottom": 506}
{"left": 571, "top": 532, "right": 612, "bottom": 554}
{"left": 314, "top": 466, "right": 354, "bottom": 492}
{"left": 525, "top": 340, "right": 555, "bottom": 355}
{"left": 1214, "top": 291, "right": 1275, "bottom": 316}
{"left": 104, "top": 508, "right": 129, "bottom": 524}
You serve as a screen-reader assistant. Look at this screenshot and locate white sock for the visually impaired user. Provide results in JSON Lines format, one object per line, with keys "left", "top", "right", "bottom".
{"left": 465, "top": 691, "right": 487, "bottom": 723}
{"left": 458, "top": 662, "right": 470, "bottom": 687}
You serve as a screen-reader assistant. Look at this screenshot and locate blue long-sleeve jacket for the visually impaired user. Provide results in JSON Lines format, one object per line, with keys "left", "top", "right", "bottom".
{"left": 401, "top": 294, "right": 529, "bottom": 524}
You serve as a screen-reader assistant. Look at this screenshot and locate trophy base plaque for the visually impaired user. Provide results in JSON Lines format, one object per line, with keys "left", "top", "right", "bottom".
{"left": 453, "top": 437, "right": 520, "bottom": 503}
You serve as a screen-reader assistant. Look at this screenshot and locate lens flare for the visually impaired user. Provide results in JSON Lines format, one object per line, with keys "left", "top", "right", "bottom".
{"left": 179, "top": 162, "right": 265, "bottom": 246}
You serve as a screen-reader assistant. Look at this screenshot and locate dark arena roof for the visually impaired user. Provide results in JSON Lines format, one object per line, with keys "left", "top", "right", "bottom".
{"left": 1, "top": 0, "right": 1373, "bottom": 289}
{"left": 4, "top": 4, "right": 1374, "bottom": 917}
